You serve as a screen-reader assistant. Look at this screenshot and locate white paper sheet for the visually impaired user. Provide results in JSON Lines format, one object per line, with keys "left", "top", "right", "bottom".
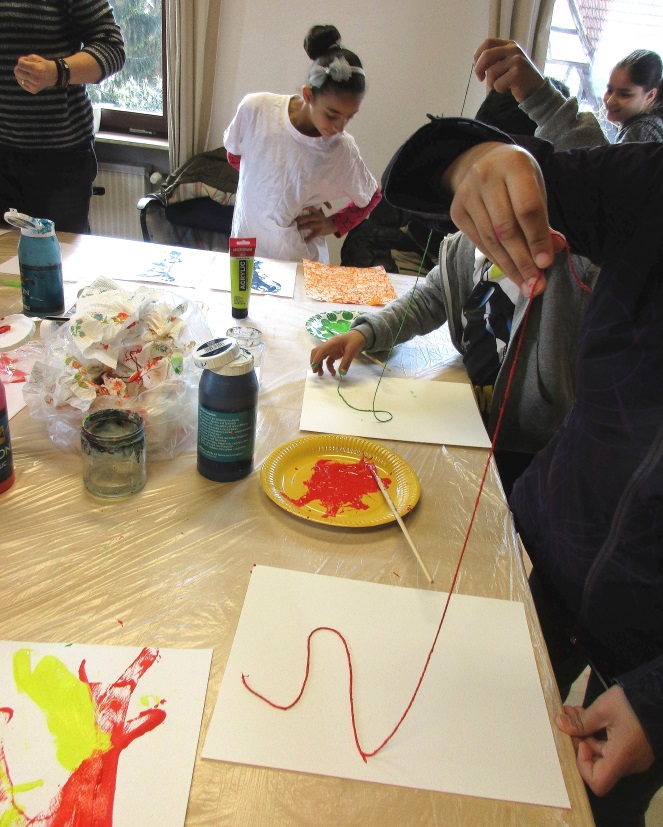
{"left": 2, "top": 243, "right": 215, "bottom": 290}
{"left": 0, "top": 641, "right": 212, "bottom": 827}
{"left": 300, "top": 372, "right": 491, "bottom": 448}
{"left": 203, "top": 566, "right": 569, "bottom": 809}
{"left": 3, "top": 243, "right": 297, "bottom": 297}
{"left": 204, "top": 252, "right": 297, "bottom": 298}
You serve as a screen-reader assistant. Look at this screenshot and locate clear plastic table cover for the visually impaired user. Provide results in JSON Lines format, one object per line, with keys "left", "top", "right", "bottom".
{"left": 0, "top": 233, "right": 592, "bottom": 826}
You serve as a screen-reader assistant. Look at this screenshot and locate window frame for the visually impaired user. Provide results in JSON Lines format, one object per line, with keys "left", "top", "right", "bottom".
{"left": 97, "top": 4, "right": 168, "bottom": 139}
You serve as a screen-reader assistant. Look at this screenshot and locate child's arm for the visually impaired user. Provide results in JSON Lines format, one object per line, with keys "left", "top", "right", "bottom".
{"left": 329, "top": 188, "right": 382, "bottom": 236}
{"left": 226, "top": 152, "right": 241, "bottom": 170}
{"left": 295, "top": 188, "right": 382, "bottom": 241}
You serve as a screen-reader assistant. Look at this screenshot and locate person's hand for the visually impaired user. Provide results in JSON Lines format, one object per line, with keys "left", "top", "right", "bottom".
{"left": 443, "top": 141, "right": 566, "bottom": 296}
{"left": 310, "top": 330, "right": 367, "bottom": 377}
{"left": 295, "top": 205, "right": 336, "bottom": 241}
{"left": 14, "top": 55, "right": 58, "bottom": 94}
{"left": 473, "top": 39, "right": 546, "bottom": 103}
{"left": 556, "top": 685, "right": 655, "bottom": 796}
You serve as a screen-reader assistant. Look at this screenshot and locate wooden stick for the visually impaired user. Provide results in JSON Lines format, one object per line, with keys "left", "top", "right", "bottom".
{"left": 369, "top": 465, "right": 433, "bottom": 583}
{"left": 361, "top": 351, "right": 391, "bottom": 371}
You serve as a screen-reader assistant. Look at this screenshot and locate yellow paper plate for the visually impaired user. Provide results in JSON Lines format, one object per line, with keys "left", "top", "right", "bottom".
{"left": 260, "top": 434, "right": 420, "bottom": 527}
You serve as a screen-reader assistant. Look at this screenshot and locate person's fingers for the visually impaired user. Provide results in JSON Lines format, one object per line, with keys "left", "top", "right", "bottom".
{"left": 15, "top": 54, "right": 52, "bottom": 93}
{"left": 295, "top": 215, "right": 315, "bottom": 230}
{"left": 310, "top": 344, "right": 327, "bottom": 375}
{"left": 311, "top": 341, "right": 343, "bottom": 376}
{"left": 505, "top": 170, "right": 555, "bottom": 279}
{"left": 559, "top": 716, "right": 615, "bottom": 796}
{"left": 324, "top": 354, "right": 338, "bottom": 377}
{"left": 473, "top": 39, "right": 512, "bottom": 78}
{"left": 450, "top": 199, "right": 527, "bottom": 293}
{"left": 474, "top": 45, "right": 505, "bottom": 82}
{"left": 451, "top": 186, "right": 549, "bottom": 296}
{"left": 310, "top": 333, "right": 365, "bottom": 377}
{"left": 337, "top": 342, "right": 363, "bottom": 375}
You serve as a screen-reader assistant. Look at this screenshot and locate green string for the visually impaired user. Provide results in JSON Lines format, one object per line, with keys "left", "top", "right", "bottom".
{"left": 336, "top": 229, "right": 434, "bottom": 422}
{"left": 334, "top": 62, "right": 471, "bottom": 423}
{"left": 460, "top": 62, "right": 474, "bottom": 118}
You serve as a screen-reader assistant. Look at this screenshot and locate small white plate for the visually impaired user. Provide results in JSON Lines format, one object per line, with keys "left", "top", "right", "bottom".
{"left": 0, "top": 314, "right": 35, "bottom": 352}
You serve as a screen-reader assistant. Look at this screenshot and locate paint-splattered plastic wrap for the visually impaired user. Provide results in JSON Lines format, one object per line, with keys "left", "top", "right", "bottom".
{"left": 0, "top": 238, "right": 592, "bottom": 827}
{"left": 23, "top": 284, "right": 212, "bottom": 459}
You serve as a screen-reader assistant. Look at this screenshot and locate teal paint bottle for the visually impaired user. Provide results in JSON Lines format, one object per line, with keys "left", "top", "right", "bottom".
{"left": 4, "top": 209, "right": 65, "bottom": 317}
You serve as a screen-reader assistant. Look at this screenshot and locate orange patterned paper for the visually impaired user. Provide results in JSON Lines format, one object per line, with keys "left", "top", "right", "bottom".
{"left": 303, "top": 260, "right": 397, "bottom": 306}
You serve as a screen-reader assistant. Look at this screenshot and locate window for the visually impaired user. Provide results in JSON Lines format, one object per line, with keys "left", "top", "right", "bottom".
{"left": 545, "top": 0, "right": 663, "bottom": 140}
{"left": 88, "top": 0, "right": 167, "bottom": 138}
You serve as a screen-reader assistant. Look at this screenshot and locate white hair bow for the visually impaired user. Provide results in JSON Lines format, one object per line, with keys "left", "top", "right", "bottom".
{"left": 308, "top": 56, "right": 365, "bottom": 89}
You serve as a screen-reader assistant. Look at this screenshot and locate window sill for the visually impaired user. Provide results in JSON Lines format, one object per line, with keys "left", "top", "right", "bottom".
{"left": 94, "top": 131, "right": 170, "bottom": 172}
{"left": 95, "top": 131, "right": 169, "bottom": 151}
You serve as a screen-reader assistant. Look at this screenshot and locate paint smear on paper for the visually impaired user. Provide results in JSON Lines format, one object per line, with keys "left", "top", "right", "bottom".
{"left": 1, "top": 647, "right": 166, "bottom": 826}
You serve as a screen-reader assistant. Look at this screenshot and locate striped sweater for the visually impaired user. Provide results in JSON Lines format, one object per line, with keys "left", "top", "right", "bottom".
{"left": 0, "top": 0, "right": 125, "bottom": 149}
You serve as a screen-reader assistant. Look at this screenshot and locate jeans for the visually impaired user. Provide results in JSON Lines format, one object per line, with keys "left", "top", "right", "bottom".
{"left": 0, "top": 142, "right": 97, "bottom": 234}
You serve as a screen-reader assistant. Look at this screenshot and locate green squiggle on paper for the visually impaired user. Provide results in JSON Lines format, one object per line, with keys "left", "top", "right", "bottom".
{"left": 12, "top": 650, "right": 112, "bottom": 772}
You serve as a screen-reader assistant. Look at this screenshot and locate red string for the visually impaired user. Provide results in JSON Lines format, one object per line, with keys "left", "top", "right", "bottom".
{"left": 243, "top": 246, "right": 588, "bottom": 760}
{"left": 553, "top": 231, "right": 591, "bottom": 294}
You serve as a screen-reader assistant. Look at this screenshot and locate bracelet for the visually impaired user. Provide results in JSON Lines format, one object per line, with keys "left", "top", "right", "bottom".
{"left": 54, "top": 58, "right": 70, "bottom": 88}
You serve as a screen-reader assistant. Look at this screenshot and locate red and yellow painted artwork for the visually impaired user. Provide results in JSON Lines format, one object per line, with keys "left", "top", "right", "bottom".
{"left": 0, "top": 647, "right": 165, "bottom": 826}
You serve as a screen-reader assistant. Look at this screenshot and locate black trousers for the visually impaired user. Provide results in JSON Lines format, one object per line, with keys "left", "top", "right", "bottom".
{"left": 0, "top": 141, "right": 97, "bottom": 234}
{"left": 529, "top": 570, "right": 663, "bottom": 826}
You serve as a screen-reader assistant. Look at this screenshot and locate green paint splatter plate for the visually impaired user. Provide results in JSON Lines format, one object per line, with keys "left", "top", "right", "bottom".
{"left": 305, "top": 310, "right": 361, "bottom": 341}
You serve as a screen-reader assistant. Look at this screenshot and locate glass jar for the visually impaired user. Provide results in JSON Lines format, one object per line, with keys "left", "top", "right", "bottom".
{"left": 81, "top": 410, "right": 146, "bottom": 498}
{"left": 226, "top": 326, "right": 265, "bottom": 385}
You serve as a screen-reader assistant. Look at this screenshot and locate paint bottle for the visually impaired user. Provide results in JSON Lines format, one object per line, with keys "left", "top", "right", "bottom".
{"left": 194, "top": 337, "right": 258, "bottom": 482}
{"left": 3, "top": 209, "right": 65, "bottom": 317}
{"left": 229, "top": 237, "right": 255, "bottom": 319}
{"left": 0, "top": 380, "right": 15, "bottom": 494}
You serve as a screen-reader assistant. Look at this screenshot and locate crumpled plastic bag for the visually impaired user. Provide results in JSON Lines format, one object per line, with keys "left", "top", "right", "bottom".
{"left": 23, "top": 282, "right": 212, "bottom": 459}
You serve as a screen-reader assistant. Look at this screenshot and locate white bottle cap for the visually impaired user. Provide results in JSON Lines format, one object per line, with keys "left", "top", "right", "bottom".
{"left": 193, "top": 337, "right": 240, "bottom": 370}
{"left": 3, "top": 209, "right": 55, "bottom": 237}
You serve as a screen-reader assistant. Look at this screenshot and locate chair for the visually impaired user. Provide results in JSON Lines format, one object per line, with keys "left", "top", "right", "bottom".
{"left": 137, "top": 146, "right": 238, "bottom": 252}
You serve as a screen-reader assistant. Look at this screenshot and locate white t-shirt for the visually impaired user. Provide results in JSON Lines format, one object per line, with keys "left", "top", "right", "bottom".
{"left": 223, "top": 92, "right": 377, "bottom": 263}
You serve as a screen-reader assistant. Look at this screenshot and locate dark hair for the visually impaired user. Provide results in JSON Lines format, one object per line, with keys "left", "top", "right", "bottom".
{"left": 616, "top": 49, "right": 663, "bottom": 111}
{"left": 303, "top": 24, "right": 365, "bottom": 96}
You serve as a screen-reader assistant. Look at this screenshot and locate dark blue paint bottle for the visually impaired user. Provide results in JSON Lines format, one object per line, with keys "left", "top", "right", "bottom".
{"left": 194, "top": 337, "right": 258, "bottom": 482}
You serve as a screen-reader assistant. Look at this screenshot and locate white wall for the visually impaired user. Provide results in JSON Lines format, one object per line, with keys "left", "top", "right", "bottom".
{"left": 208, "top": 0, "right": 491, "bottom": 260}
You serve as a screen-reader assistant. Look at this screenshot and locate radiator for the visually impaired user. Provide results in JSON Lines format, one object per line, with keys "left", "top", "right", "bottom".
{"left": 89, "top": 162, "right": 148, "bottom": 241}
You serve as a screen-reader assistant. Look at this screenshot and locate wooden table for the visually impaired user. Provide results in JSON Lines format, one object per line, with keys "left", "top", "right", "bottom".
{"left": 0, "top": 231, "right": 593, "bottom": 826}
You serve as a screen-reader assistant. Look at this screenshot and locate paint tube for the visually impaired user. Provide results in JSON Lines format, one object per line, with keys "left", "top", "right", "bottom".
{"left": 229, "top": 237, "right": 256, "bottom": 319}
